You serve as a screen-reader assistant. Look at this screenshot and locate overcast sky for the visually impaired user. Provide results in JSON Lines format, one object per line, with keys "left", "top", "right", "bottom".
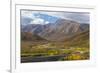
{"left": 21, "top": 10, "right": 90, "bottom": 25}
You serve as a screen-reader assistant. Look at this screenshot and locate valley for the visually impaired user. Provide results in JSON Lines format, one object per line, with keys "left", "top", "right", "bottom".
{"left": 21, "top": 30, "right": 89, "bottom": 63}
{"left": 21, "top": 14, "right": 90, "bottom": 63}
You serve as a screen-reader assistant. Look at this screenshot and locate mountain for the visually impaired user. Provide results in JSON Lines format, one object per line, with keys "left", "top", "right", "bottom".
{"left": 21, "top": 18, "right": 89, "bottom": 42}
{"left": 21, "top": 32, "right": 47, "bottom": 41}
{"left": 80, "top": 23, "right": 89, "bottom": 31}
{"left": 37, "top": 19, "right": 81, "bottom": 41}
{"left": 21, "top": 24, "right": 44, "bottom": 33}
{"left": 66, "top": 30, "right": 89, "bottom": 47}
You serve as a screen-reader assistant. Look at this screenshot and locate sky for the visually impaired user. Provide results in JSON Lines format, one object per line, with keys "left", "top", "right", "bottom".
{"left": 21, "top": 10, "right": 90, "bottom": 25}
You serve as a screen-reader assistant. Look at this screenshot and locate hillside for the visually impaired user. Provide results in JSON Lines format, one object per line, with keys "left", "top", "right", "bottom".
{"left": 64, "top": 30, "right": 89, "bottom": 48}
{"left": 21, "top": 32, "right": 47, "bottom": 41}
{"left": 21, "top": 18, "right": 89, "bottom": 62}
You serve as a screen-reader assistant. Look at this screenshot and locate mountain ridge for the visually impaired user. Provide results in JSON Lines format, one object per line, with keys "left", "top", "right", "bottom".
{"left": 21, "top": 18, "right": 89, "bottom": 42}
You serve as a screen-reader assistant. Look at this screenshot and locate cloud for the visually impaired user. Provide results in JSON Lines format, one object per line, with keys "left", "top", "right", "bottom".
{"left": 21, "top": 11, "right": 35, "bottom": 19}
{"left": 21, "top": 10, "right": 90, "bottom": 25}
{"left": 40, "top": 11, "right": 89, "bottom": 23}
{"left": 29, "top": 17, "right": 50, "bottom": 25}
{"left": 45, "top": 21, "right": 50, "bottom": 24}
{"left": 40, "top": 12, "right": 68, "bottom": 19}
{"left": 63, "top": 12, "right": 90, "bottom": 23}
{"left": 30, "top": 17, "right": 44, "bottom": 25}
{"left": 21, "top": 11, "right": 51, "bottom": 25}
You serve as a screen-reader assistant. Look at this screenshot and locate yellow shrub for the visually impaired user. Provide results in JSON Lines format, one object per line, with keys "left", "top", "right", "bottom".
{"left": 67, "top": 54, "right": 82, "bottom": 60}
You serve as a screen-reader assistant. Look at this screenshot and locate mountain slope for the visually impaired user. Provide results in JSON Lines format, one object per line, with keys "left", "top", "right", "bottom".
{"left": 65, "top": 30, "right": 89, "bottom": 48}
{"left": 21, "top": 18, "right": 89, "bottom": 42}
{"left": 38, "top": 19, "right": 81, "bottom": 41}
{"left": 21, "top": 32, "right": 47, "bottom": 41}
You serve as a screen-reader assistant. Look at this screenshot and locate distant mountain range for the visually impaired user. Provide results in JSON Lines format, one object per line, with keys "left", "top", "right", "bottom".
{"left": 21, "top": 18, "right": 89, "bottom": 42}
